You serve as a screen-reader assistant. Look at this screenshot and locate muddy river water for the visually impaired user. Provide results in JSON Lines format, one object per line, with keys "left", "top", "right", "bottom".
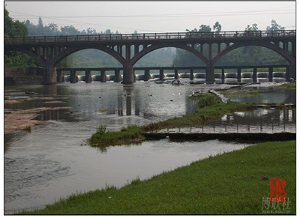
{"left": 4, "top": 82, "right": 295, "bottom": 213}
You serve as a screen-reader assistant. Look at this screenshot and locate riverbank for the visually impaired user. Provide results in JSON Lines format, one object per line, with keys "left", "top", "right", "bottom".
{"left": 5, "top": 67, "right": 43, "bottom": 86}
{"left": 21, "top": 140, "right": 296, "bottom": 215}
{"left": 4, "top": 95, "right": 71, "bottom": 134}
{"left": 281, "top": 82, "right": 296, "bottom": 89}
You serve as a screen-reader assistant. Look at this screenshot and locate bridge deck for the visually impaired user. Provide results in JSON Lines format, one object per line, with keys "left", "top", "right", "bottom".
{"left": 5, "top": 30, "right": 296, "bottom": 45}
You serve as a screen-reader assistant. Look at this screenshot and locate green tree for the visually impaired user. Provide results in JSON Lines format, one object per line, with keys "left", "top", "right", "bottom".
{"left": 4, "top": 8, "right": 35, "bottom": 67}
{"left": 60, "top": 25, "right": 80, "bottom": 35}
{"left": 4, "top": 8, "right": 13, "bottom": 37}
{"left": 267, "top": 20, "right": 285, "bottom": 31}
{"left": 213, "top": 21, "right": 222, "bottom": 34}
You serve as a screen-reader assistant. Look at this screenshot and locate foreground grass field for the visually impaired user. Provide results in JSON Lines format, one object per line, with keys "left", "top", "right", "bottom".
{"left": 22, "top": 140, "right": 295, "bottom": 215}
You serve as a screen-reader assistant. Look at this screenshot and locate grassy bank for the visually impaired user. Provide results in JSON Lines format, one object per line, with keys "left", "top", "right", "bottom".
{"left": 281, "top": 82, "right": 296, "bottom": 89}
{"left": 21, "top": 140, "right": 296, "bottom": 215}
{"left": 88, "top": 94, "right": 255, "bottom": 147}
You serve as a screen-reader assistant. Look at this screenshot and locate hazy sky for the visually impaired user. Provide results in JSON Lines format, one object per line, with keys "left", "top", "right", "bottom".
{"left": 5, "top": 1, "right": 296, "bottom": 34}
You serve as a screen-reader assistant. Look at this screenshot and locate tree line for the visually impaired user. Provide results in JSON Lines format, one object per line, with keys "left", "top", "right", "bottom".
{"left": 173, "top": 21, "right": 288, "bottom": 67}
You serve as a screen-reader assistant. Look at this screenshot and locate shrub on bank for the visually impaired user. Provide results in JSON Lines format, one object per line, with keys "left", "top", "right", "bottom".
{"left": 89, "top": 125, "right": 144, "bottom": 147}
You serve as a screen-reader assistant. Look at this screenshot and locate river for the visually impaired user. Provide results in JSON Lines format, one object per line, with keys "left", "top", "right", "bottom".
{"left": 4, "top": 81, "right": 295, "bottom": 214}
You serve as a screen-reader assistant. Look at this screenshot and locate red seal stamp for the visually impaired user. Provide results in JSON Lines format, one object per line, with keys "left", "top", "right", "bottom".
{"left": 269, "top": 178, "right": 286, "bottom": 202}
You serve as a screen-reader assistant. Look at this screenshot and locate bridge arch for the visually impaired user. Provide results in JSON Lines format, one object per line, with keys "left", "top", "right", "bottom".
{"left": 49, "top": 45, "right": 126, "bottom": 67}
{"left": 212, "top": 41, "right": 295, "bottom": 66}
{"left": 130, "top": 43, "right": 208, "bottom": 66}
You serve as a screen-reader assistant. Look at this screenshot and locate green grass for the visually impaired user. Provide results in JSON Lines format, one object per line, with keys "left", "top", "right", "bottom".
{"left": 21, "top": 140, "right": 296, "bottom": 215}
{"left": 88, "top": 125, "right": 145, "bottom": 147}
{"left": 281, "top": 82, "right": 296, "bottom": 89}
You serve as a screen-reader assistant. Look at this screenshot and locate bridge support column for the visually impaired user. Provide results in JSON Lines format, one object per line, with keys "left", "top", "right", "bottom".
{"left": 85, "top": 70, "right": 92, "bottom": 83}
{"left": 101, "top": 70, "right": 107, "bottom": 82}
{"left": 221, "top": 68, "right": 225, "bottom": 84}
{"left": 159, "top": 68, "right": 164, "bottom": 80}
{"left": 144, "top": 69, "right": 151, "bottom": 81}
{"left": 190, "top": 68, "right": 194, "bottom": 80}
{"left": 174, "top": 69, "right": 179, "bottom": 79}
{"left": 122, "top": 65, "right": 134, "bottom": 84}
{"left": 114, "top": 69, "right": 122, "bottom": 82}
{"left": 42, "top": 67, "right": 57, "bottom": 85}
{"left": 268, "top": 66, "right": 273, "bottom": 82}
{"left": 288, "top": 62, "right": 296, "bottom": 81}
{"left": 206, "top": 62, "right": 215, "bottom": 84}
{"left": 70, "top": 69, "right": 78, "bottom": 83}
{"left": 57, "top": 69, "right": 64, "bottom": 83}
{"left": 237, "top": 67, "right": 241, "bottom": 83}
{"left": 253, "top": 67, "right": 257, "bottom": 83}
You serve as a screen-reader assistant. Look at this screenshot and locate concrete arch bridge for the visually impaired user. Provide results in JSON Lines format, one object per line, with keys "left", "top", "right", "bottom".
{"left": 4, "top": 30, "right": 296, "bottom": 85}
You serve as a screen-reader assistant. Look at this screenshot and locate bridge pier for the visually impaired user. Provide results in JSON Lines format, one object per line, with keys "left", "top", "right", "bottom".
{"left": 237, "top": 67, "right": 241, "bottom": 83}
{"left": 190, "top": 68, "right": 194, "bottom": 80}
{"left": 288, "top": 62, "right": 296, "bottom": 80}
{"left": 42, "top": 67, "right": 57, "bottom": 85}
{"left": 144, "top": 69, "right": 151, "bottom": 81}
{"left": 114, "top": 69, "right": 122, "bottom": 82}
{"left": 85, "top": 70, "right": 92, "bottom": 83}
{"left": 268, "top": 66, "right": 273, "bottom": 82}
{"left": 221, "top": 69, "right": 225, "bottom": 84}
{"left": 206, "top": 62, "right": 215, "bottom": 84}
{"left": 253, "top": 67, "right": 257, "bottom": 83}
{"left": 122, "top": 65, "right": 134, "bottom": 84}
{"left": 101, "top": 70, "right": 107, "bottom": 82}
{"left": 159, "top": 68, "right": 164, "bottom": 80}
{"left": 174, "top": 69, "right": 179, "bottom": 79}
{"left": 70, "top": 69, "right": 78, "bottom": 83}
{"left": 57, "top": 69, "right": 64, "bottom": 83}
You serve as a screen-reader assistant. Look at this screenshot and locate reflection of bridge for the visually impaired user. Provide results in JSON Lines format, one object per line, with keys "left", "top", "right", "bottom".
{"left": 4, "top": 30, "right": 296, "bottom": 85}
{"left": 56, "top": 64, "right": 290, "bottom": 84}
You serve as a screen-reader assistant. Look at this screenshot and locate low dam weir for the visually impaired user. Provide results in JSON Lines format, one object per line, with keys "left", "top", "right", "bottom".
{"left": 143, "top": 132, "right": 296, "bottom": 142}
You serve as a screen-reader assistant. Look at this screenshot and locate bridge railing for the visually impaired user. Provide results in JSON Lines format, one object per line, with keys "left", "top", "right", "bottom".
{"left": 4, "top": 30, "right": 296, "bottom": 44}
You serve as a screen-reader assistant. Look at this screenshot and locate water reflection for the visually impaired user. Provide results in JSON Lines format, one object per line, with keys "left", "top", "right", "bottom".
{"left": 202, "top": 108, "right": 296, "bottom": 133}
{"left": 230, "top": 87, "right": 296, "bottom": 104}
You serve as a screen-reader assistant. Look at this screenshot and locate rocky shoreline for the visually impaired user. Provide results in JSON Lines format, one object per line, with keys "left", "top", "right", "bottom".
{"left": 4, "top": 96, "right": 71, "bottom": 134}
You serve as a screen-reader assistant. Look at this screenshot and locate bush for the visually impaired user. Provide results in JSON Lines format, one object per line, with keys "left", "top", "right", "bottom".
{"left": 96, "top": 125, "right": 107, "bottom": 134}
{"left": 197, "top": 94, "right": 221, "bottom": 108}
